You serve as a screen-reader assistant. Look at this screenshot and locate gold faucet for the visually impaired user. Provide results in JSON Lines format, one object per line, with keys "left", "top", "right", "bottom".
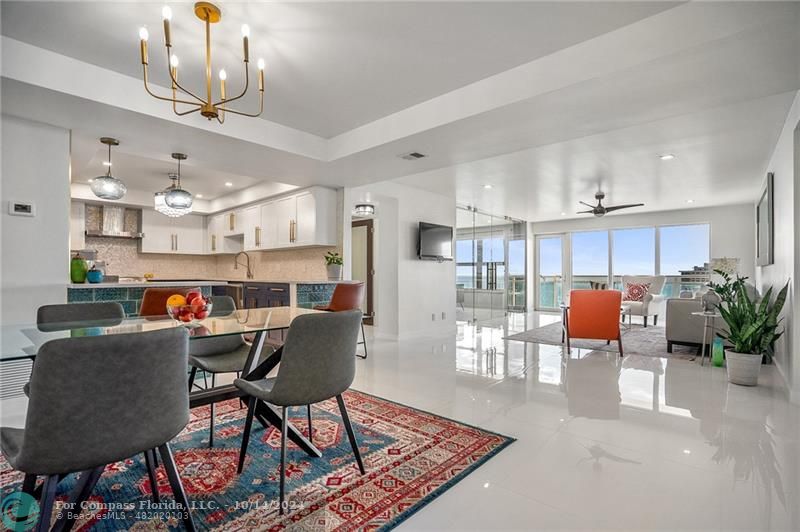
{"left": 234, "top": 251, "right": 254, "bottom": 279}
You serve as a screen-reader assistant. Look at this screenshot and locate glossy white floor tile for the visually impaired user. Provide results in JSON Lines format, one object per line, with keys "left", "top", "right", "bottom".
{"left": 351, "top": 312, "right": 800, "bottom": 531}
{"left": 2, "top": 312, "right": 797, "bottom": 530}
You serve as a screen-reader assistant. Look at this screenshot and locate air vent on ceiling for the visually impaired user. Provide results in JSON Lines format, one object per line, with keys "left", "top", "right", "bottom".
{"left": 399, "top": 151, "right": 427, "bottom": 161}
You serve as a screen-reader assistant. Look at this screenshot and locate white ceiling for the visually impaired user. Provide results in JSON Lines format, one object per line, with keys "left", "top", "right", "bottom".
{"left": 1, "top": 1, "right": 799, "bottom": 220}
{"left": 0, "top": 1, "right": 677, "bottom": 138}
{"left": 70, "top": 132, "right": 267, "bottom": 200}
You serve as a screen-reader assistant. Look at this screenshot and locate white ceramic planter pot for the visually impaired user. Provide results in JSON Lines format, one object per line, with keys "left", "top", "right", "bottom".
{"left": 326, "top": 264, "right": 342, "bottom": 281}
{"left": 725, "top": 350, "right": 762, "bottom": 386}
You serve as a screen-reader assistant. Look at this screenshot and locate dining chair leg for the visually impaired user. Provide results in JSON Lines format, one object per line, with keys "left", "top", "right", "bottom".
{"left": 36, "top": 474, "right": 59, "bottom": 532}
{"left": 356, "top": 322, "right": 368, "bottom": 359}
{"left": 209, "top": 375, "right": 216, "bottom": 448}
{"left": 53, "top": 466, "right": 103, "bottom": 532}
{"left": 279, "top": 405, "right": 288, "bottom": 515}
{"left": 618, "top": 336, "right": 624, "bottom": 357}
{"left": 144, "top": 449, "right": 160, "bottom": 503}
{"left": 22, "top": 474, "right": 36, "bottom": 495}
{"left": 306, "top": 405, "right": 313, "bottom": 443}
{"left": 158, "top": 443, "right": 196, "bottom": 532}
{"left": 237, "top": 396, "right": 257, "bottom": 474}
{"left": 336, "top": 394, "right": 365, "bottom": 475}
{"left": 187, "top": 367, "right": 197, "bottom": 391}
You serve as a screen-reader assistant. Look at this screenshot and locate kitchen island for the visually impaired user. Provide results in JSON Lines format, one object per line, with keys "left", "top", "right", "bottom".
{"left": 67, "top": 281, "right": 227, "bottom": 316}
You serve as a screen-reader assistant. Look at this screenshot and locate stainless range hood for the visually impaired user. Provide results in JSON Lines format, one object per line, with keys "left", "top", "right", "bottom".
{"left": 85, "top": 205, "right": 144, "bottom": 239}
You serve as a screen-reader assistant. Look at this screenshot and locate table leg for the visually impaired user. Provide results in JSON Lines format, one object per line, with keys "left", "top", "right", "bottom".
{"left": 700, "top": 316, "right": 709, "bottom": 366}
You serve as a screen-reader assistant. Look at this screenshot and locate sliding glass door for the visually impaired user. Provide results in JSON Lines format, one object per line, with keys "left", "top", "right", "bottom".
{"left": 456, "top": 207, "right": 527, "bottom": 322}
{"left": 536, "top": 235, "right": 564, "bottom": 311}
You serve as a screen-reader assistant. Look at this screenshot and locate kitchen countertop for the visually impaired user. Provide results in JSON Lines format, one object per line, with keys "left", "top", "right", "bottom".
{"left": 68, "top": 280, "right": 229, "bottom": 289}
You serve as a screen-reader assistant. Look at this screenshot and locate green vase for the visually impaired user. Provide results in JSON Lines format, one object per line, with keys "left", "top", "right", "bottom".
{"left": 70, "top": 253, "right": 88, "bottom": 283}
{"left": 712, "top": 337, "right": 725, "bottom": 367}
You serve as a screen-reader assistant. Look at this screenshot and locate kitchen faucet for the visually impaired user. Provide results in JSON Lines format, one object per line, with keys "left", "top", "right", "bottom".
{"left": 234, "top": 251, "right": 254, "bottom": 279}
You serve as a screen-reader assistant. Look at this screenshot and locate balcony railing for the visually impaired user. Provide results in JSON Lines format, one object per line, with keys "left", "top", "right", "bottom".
{"left": 538, "top": 274, "right": 709, "bottom": 309}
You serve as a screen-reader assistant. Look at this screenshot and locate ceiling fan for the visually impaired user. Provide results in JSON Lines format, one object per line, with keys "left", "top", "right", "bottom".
{"left": 577, "top": 191, "right": 644, "bottom": 217}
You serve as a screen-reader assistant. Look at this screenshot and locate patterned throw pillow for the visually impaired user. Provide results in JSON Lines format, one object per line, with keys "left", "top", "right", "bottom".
{"left": 623, "top": 282, "right": 651, "bottom": 302}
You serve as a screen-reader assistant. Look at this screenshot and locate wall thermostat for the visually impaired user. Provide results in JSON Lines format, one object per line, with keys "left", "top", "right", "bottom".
{"left": 8, "top": 201, "right": 36, "bottom": 217}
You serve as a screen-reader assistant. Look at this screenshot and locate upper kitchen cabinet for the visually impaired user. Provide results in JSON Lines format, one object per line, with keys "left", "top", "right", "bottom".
{"left": 141, "top": 209, "right": 205, "bottom": 254}
{"left": 268, "top": 187, "right": 337, "bottom": 249}
{"left": 242, "top": 205, "right": 262, "bottom": 251}
{"left": 221, "top": 209, "right": 243, "bottom": 237}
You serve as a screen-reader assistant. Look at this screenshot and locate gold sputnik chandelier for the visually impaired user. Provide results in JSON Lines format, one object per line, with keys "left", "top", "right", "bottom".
{"left": 139, "top": 2, "right": 264, "bottom": 123}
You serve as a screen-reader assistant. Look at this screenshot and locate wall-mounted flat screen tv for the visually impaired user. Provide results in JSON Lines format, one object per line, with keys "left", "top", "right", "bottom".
{"left": 418, "top": 222, "right": 453, "bottom": 261}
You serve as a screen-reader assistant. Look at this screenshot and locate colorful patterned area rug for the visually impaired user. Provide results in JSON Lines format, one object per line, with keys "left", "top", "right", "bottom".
{"left": 0, "top": 390, "right": 513, "bottom": 530}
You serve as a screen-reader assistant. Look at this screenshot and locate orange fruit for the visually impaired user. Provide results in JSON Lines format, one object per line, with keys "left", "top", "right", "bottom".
{"left": 166, "top": 294, "right": 187, "bottom": 307}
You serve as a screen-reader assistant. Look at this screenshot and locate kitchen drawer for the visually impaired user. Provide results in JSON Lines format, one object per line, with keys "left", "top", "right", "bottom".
{"left": 243, "top": 283, "right": 290, "bottom": 308}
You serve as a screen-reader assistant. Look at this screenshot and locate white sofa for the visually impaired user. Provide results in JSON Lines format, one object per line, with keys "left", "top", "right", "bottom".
{"left": 621, "top": 275, "right": 666, "bottom": 328}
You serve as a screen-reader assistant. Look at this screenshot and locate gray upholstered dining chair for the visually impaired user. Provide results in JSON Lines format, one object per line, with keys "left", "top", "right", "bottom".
{"left": 234, "top": 310, "right": 365, "bottom": 515}
{"left": 23, "top": 302, "right": 127, "bottom": 398}
{"left": 37, "top": 301, "right": 125, "bottom": 331}
{"left": 0, "top": 328, "right": 196, "bottom": 532}
{"left": 188, "top": 296, "right": 274, "bottom": 447}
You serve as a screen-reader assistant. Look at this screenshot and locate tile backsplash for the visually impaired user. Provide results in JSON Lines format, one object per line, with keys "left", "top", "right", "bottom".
{"left": 85, "top": 237, "right": 218, "bottom": 278}
{"left": 84, "top": 237, "right": 338, "bottom": 281}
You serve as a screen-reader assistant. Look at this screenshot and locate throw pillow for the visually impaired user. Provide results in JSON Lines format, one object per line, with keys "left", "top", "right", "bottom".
{"left": 623, "top": 282, "right": 651, "bottom": 302}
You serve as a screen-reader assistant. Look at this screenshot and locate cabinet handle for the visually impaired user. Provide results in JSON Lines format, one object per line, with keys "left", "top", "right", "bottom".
{"left": 211, "top": 234, "right": 216, "bottom": 252}
{"left": 171, "top": 234, "right": 176, "bottom": 251}
{"left": 246, "top": 286, "right": 260, "bottom": 291}
{"left": 255, "top": 226, "right": 261, "bottom": 247}
{"left": 229, "top": 213, "right": 235, "bottom": 231}
{"left": 269, "top": 287, "right": 285, "bottom": 292}
{"left": 290, "top": 220, "right": 296, "bottom": 242}
{"left": 175, "top": 234, "right": 178, "bottom": 250}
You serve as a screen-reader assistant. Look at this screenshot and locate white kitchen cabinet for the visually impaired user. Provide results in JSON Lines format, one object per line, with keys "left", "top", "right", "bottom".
{"left": 222, "top": 209, "right": 243, "bottom": 237}
{"left": 260, "top": 202, "right": 277, "bottom": 249}
{"left": 242, "top": 205, "right": 262, "bottom": 251}
{"left": 70, "top": 201, "right": 86, "bottom": 251}
{"left": 274, "top": 196, "right": 296, "bottom": 247}
{"left": 294, "top": 191, "right": 318, "bottom": 246}
{"left": 141, "top": 209, "right": 205, "bottom": 254}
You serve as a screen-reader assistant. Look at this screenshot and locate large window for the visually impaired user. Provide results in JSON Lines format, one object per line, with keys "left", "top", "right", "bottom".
{"left": 660, "top": 224, "right": 711, "bottom": 275}
{"left": 571, "top": 231, "right": 609, "bottom": 289}
{"left": 535, "top": 223, "right": 710, "bottom": 309}
{"left": 612, "top": 227, "right": 655, "bottom": 289}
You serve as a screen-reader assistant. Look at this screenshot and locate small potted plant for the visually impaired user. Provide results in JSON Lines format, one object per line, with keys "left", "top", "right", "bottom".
{"left": 325, "top": 251, "right": 343, "bottom": 281}
{"left": 712, "top": 271, "right": 788, "bottom": 386}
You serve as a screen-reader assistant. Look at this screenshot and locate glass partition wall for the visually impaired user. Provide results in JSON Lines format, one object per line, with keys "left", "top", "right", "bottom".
{"left": 456, "top": 207, "right": 527, "bottom": 322}
{"left": 535, "top": 223, "right": 710, "bottom": 311}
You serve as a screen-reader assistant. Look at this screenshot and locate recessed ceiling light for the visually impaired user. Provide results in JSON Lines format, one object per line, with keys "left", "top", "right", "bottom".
{"left": 196, "top": 194, "right": 204, "bottom": 198}
{"left": 561, "top": 212, "right": 566, "bottom": 216}
{"left": 88, "top": 178, "right": 94, "bottom": 183}
{"left": 686, "top": 199, "right": 694, "bottom": 204}
{"left": 102, "top": 161, "right": 112, "bottom": 167}
{"left": 659, "top": 154, "right": 676, "bottom": 161}
{"left": 483, "top": 184, "right": 493, "bottom": 189}
{"left": 224, "top": 182, "right": 233, "bottom": 187}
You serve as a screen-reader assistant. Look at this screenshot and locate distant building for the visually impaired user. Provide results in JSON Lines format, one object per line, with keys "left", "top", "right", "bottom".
{"left": 679, "top": 263, "right": 711, "bottom": 283}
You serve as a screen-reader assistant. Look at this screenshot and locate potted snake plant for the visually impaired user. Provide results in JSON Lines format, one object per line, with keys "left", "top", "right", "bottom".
{"left": 325, "top": 251, "right": 343, "bottom": 281}
{"left": 711, "top": 271, "right": 789, "bottom": 386}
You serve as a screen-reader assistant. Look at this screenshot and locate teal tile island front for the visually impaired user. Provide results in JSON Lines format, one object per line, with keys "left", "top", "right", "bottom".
{"left": 67, "top": 282, "right": 221, "bottom": 317}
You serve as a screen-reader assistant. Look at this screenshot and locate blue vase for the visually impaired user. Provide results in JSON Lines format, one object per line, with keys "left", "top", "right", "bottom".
{"left": 87, "top": 269, "right": 104, "bottom": 283}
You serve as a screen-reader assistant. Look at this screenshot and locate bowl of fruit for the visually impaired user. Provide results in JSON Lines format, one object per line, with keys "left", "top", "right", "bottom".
{"left": 166, "top": 291, "right": 213, "bottom": 325}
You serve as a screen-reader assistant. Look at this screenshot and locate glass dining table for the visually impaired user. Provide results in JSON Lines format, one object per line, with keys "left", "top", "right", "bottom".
{"left": 0, "top": 306, "right": 324, "bottom": 458}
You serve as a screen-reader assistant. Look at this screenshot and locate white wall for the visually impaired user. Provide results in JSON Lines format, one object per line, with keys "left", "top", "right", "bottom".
{"left": 757, "top": 90, "right": 800, "bottom": 403}
{"left": 343, "top": 182, "right": 456, "bottom": 339}
{"left": 532, "top": 204, "right": 756, "bottom": 280}
{"left": 1, "top": 115, "right": 71, "bottom": 324}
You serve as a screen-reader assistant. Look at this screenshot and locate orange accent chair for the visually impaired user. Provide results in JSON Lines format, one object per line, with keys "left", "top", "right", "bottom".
{"left": 139, "top": 286, "right": 201, "bottom": 317}
{"left": 314, "top": 282, "right": 368, "bottom": 359}
{"left": 564, "top": 289, "right": 624, "bottom": 356}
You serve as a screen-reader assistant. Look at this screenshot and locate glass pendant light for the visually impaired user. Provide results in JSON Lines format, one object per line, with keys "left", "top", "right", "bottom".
{"left": 90, "top": 137, "right": 127, "bottom": 200}
{"left": 154, "top": 153, "right": 193, "bottom": 217}
{"left": 165, "top": 153, "right": 193, "bottom": 209}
